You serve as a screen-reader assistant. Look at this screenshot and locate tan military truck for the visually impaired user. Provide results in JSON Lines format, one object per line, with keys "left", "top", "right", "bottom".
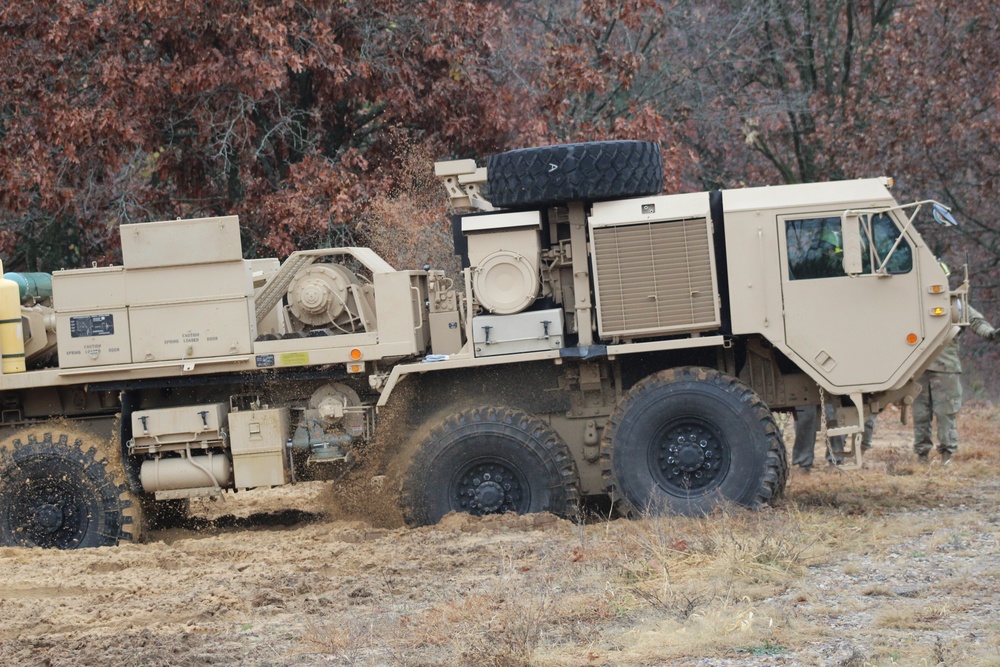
{"left": 0, "top": 141, "right": 964, "bottom": 548}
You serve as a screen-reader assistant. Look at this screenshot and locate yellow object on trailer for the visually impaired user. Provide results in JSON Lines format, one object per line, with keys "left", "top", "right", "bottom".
{"left": 0, "top": 260, "right": 25, "bottom": 374}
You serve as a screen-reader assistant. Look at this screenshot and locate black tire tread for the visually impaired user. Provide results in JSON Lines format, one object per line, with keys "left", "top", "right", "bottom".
{"left": 401, "top": 406, "right": 580, "bottom": 526}
{"left": 0, "top": 430, "right": 138, "bottom": 548}
{"left": 600, "top": 366, "right": 787, "bottom": 518}
{"left": 486, "top": 140, "right": 664, "bottom": 208}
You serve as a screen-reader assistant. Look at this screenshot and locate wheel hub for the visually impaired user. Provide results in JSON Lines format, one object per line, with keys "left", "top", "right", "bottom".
{"left": 653, "top": 423, "right": 727, "bottom": 493}
{"left": 673, "top": 441, "right": 706, "bottom": 472}
{"left": 474, "top": 480, "right": 505, "bottom": 512}
{"left": 454, "top": 462, "right": 526, "bottom": 515}
{"left": 32, "top": 503, "right": 65, "bottom": 533}
{"left": 9, "top": 478, "right": 86, "bottom": 548}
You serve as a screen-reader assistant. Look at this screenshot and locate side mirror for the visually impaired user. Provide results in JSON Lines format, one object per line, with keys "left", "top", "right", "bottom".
{"left": 932, "top": 202, "right": 958, "bottom": 226}
{"left": 841, "top": 213, "right": 863, "bottom": 276}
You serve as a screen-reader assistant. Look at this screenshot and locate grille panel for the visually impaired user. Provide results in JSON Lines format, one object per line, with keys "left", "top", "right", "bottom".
{"left": 592, "top": 218, "right": 719, "bottom": 338}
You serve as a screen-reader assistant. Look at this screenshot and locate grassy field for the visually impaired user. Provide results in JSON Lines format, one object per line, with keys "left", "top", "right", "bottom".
{"left": 1, "top": 405, "right": 999, "bottom": 666}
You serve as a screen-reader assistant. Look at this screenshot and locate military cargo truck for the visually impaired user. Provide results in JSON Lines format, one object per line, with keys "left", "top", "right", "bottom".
{"left": 0, "top": 141, "right": 965, "bottom": 548}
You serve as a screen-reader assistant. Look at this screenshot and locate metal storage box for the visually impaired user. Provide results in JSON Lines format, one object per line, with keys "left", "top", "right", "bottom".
{"left": 472, "top": 308, "right": 564, "bottom": 357}
{"left": 55, "top": 308, "right": 133, "bottom": 368}
{"left": 52, "top": 266, "right": 127, "bottom": 310}
{"left": 131, "top": 403, "right": 228, "bottom": 450}
{"left": 462, "top": 211, "right": 542, "bottom": 315}
{"left": 125, "top": 261, "right": 252, "bottom": 305}
{"left": 129, "top": 298, "right": 254, "bottom": 362}
{"left": 229, "top": 408, "right": 290, "bottom": 488}
{"left": 120, "top": 216, "right": 243, "bottom": 269}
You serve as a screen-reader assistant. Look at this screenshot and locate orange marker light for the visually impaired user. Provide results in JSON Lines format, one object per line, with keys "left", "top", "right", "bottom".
{"left": 906, "top": 333, "right": 918, "bottom": 345}
{"left": 350, "top": 348, "right": 362, "bottom": 360}
{"left": 929, "top": 285, "right": 944, "bottom": 294}
{"left": 931, "top": 307, "right": 946, "bottom": 317}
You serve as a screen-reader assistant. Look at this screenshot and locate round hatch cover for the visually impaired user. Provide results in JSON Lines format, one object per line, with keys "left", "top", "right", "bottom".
{"left": 473, "top": 251, "right": 538, "bottom": 315}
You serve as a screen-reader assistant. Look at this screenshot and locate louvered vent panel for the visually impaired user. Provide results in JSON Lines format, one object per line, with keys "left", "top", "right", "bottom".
{"left": 592, "top": 218, "right": 719, "bottom": 338}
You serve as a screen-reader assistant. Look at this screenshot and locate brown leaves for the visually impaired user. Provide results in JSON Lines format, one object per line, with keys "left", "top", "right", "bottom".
{"left": 0, "top": 0, "right": 682, "bottom": 270}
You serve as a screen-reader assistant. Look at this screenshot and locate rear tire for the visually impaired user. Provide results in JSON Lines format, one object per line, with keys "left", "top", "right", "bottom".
{"left": 0, "top": 431, "right": 139, "bottom": 548}
{"left": 402, "top": 406, "right": 579, "bottom": 526}
{"left": 601, "top": 367, "right": 786, "bottom": 517}
{"left": 486, "top": 140, "right": 664, "bottom": 208}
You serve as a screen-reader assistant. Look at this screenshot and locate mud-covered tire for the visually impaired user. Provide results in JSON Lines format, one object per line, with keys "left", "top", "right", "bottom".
{"left": 0, "top": 431, "right": 138, "bottom": 548}
{"left": 402, "top": 406, "right": 580, "bottom": 526}
{"left": 601, "top": 367, "right": 787, "bottom": 517}
{"left": 486, "top": 140, "right": 664, "bottom": 208}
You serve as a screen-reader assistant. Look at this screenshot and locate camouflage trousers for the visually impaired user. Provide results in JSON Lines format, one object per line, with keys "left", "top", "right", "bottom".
{"left": 792, "top": 404, "right": 846, "bottom": 467}
{"left": 912, "top": 371, "right": 963, "bottom": 455}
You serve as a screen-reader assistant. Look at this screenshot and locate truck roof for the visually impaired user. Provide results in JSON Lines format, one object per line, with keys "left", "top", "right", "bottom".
{"left": 722, "top": 178, "right": 895, "bottom": 213}
{"left": 590, "top": 178, "right": 897, "bottom": 227}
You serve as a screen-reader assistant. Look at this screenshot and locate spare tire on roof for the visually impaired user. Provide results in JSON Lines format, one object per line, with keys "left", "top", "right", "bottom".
{"left": 485, "top": 140, "right": 664, "bottom": 208}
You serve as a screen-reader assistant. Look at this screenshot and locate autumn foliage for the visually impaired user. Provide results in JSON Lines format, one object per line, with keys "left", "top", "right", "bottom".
{"left": 1, "top": 2, "right": 999, "bottom": 347}
{"left": 0, "top": 0, "right": 677, "bottom": 270}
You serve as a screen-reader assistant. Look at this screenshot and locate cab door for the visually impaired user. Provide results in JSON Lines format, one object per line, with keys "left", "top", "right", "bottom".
{"left": 778, "top": 212, "right": 924, "bottom": 388}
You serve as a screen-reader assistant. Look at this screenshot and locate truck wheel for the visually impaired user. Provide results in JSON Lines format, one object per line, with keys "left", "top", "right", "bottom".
{"left": 601, "top": 367, "right": 787, "bottom": 517}
{"left": 0, "top": 431, "right": 139, "bottom": 548}
{"left": 486, "top": 140, "right": 664, "bottom": 208}
{"left": 402, "top": 406, "right": 580, "bottom": 526}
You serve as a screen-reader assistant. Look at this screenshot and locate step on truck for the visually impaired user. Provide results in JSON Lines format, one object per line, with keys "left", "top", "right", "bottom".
{"left": 0, "top": 140, "right": 965, "bottom": 548}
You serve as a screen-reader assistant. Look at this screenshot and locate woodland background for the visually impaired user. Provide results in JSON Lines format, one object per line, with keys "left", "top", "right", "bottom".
{"left": 1, "top": 0, "right": 999, "bottom": 389}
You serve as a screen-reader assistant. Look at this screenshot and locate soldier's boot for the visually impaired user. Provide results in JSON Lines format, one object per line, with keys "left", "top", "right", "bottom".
{"left": 940, "top": 451, "right": 953, "bottom": 465}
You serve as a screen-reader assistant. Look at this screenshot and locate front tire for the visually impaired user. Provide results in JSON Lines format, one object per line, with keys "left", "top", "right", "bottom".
{"left": 402, "top": 406, "right": 580, "bottom": 526}
{"left": 0, "top": 431, "right": 139, "bottom": 548}
{"left": 601, "top": 367, "right": 786, "bottom": 517}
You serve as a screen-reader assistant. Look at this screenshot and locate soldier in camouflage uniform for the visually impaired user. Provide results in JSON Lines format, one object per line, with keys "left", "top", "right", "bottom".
{"left": 860, "top": 413, "right": 877, "bottom": 451}
{"left": 913, "top": 304, "right": 996, "bottom": 464}
{"left": 792, "top": 403, "right": 846, "bottom": 471}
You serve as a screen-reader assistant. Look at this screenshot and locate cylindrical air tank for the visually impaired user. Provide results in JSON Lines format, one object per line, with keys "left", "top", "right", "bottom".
{"left": 2, "top": 272, "right": 53, "bottom": 304}
{"left": 140, "top": 453, "right": 233, "bottom": 493}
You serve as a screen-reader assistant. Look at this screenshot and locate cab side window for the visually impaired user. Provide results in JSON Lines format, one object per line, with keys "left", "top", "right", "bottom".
{"left": 786, "top": 217, "right": 844, "bottom": 280}
{"left": 786, "top": 213, "right": 913, "bottom": 280}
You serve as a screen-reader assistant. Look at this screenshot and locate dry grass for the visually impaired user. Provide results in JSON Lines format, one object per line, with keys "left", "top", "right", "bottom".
{"left": 8, "top": 408, "right": 1000, "bottom": 667}
{"left": 617, "top": 508, "right": 816, "bottom": 588}
{"left": 296, "top": 407, "right": 1000, "bottom": 666}
{"left": 301, "top": 546, "right": 555, "bottom": 666}
{"left": 787, "top": 405, "right": 1000, "bottom": 514}
{"left": 875, "top": 602, "right": 953, "bottom": 630}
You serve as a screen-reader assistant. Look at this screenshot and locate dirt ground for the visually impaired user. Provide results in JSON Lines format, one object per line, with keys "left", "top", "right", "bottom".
{"left": 2, "top": 406, "right": 1000, "bottom": 667}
